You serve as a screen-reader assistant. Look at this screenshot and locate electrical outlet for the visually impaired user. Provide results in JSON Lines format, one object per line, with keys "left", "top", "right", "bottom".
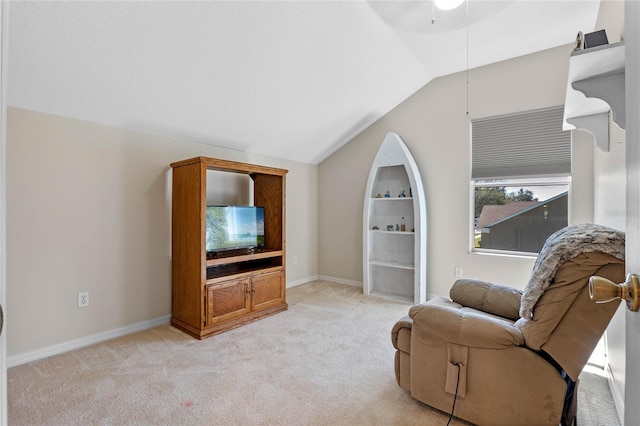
{"left": 455, "top": 267, "right": 463, "bottom": 278}
{"left": 77, "top": 291, "right": 89, "bottom": 308}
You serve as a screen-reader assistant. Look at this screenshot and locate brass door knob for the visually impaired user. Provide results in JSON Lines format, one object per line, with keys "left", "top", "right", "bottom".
{"left": 589, "top": 273, "right": 640, "bottom": 312}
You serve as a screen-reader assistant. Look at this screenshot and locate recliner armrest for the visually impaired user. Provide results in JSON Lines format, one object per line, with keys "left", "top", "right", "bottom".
{"left": 391, "top": 315, "right": 412, "bottom": 352}
{"left": 450, "top": 279, "right": 522, "bottom": 320}
{"left": 409, "top": 302, "right": 525, "bottom": 349}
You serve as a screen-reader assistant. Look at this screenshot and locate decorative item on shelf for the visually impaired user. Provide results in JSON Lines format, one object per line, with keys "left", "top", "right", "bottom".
{"left": 584, "top": 29, "right": 608, "bottom": 49}
{"left": 387, "top": 225, "right": 394, "bottom": 231}
{"left": 409, "top": 187, "right": 412, "bottom": 197}
{"left": 574, "top": 31, "right": 584, "bottom": 51}
{"left": 399, "top": 190, "right": 406, "bottom": 197}
{"left": 376, "top": 193, "right": 382, "bottom": 198}
{"left": 401, "top": 217, "right": 406, "bottom": 232}
{"left": 396, "top": 224, "right": 400, "bottom": 231}
{"left": 384, "top": 190, "right": 391, "bottom": 198}
{"left": 411, "top": 228, "right": 415, "bottom": 232}
{"left": 372, "top": 225, "right": 379, "bottom": 230}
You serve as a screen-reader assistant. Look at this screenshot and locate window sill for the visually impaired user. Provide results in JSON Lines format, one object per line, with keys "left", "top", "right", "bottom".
{"left": 470, "top": 248, "right": 538, "bottom": 259}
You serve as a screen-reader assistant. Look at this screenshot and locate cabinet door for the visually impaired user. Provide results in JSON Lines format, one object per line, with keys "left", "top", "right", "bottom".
{"left": 251, "top": 271, "right": 284, "bottom": 312}
{"left": 205, "top": 278, "right": 251, "bottom": 326}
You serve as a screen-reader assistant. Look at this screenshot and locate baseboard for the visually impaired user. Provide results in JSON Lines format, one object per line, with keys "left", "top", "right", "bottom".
{"left": 286, "top": 275, "right": 319, "bottom": 288}
{"left": 7, "top": 277, "right": 372, "bottom": 368}
{"left": 287, "top": 275, "right": 363, "bottom": 289}
{"left": 7, "top": 315, "right": 171, "bottom": 368}
{"left": 317, "top": 275, "right": 362, "bottom": 288}
{"left": 605, "top": 362, "right": 625, "bottom": 424}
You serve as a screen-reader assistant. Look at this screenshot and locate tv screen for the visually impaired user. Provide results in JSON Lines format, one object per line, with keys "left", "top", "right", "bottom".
{"left": 206, "top": 206, "right": 265, "bottom": 253}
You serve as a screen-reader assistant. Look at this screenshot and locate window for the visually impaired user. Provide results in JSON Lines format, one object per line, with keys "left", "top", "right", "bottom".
{"left": 471, "top": 107, "right": 571, "bottom": 255}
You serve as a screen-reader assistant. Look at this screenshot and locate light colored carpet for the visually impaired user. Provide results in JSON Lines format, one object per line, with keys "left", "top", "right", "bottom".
{"left": 8, "top": 281, "right": 618, "bottom": 425}
{"left": 577, "top": 364, "right": 621, "bottom": 426}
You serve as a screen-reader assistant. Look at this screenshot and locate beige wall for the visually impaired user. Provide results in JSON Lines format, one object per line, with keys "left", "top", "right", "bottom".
{"left": 319, "top": 44, "right": 598, "bottom": 297}
{"left": 7, "top": 107, "right": 318, "bottom": 359}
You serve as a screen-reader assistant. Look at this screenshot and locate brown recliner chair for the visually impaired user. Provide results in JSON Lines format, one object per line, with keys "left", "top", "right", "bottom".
{"left": 391, "top": 224, "right": 625, "bottom": 426}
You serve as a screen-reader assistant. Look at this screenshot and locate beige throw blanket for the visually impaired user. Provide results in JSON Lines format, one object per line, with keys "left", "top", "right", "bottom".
{"left": 519, "top": 223, "right": 625, "bottom": 319}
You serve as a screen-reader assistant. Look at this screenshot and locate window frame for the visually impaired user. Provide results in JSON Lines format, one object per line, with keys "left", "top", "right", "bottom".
{"left": 469, "top": 106, "right": 572, "bottom": 257}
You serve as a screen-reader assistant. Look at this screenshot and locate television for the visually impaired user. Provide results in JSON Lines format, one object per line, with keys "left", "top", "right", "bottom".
{"left": 205, "top": 206, "right": 265, "bottom": 253}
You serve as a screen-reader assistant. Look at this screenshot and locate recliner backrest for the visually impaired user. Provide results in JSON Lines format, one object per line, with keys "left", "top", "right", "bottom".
{"left": 515, "top": 252, "right": 624, "bottom": 380}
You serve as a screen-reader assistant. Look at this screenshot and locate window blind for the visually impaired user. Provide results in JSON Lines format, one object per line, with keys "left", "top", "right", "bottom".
{"left": 471, "top": 106, "right": 571, "bottom": 179}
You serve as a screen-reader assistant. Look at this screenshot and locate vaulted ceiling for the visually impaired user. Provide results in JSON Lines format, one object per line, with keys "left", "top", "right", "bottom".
{"left": 8, "top": 1, "right": 601, "bottom": 164}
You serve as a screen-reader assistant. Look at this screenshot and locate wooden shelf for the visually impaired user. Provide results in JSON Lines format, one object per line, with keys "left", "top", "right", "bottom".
{"left": 206, "top": 265, "right": 283, "bottom": 285}
{"left": 206, "top": 249, "right": 283, "bottom": 267}
{"left": 170, "top": 156, "right": 287, "bottom": 177}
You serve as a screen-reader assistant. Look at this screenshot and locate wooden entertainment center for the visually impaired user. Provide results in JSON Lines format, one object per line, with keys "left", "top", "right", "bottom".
{"left": 170, "top": 156, "right": 288, "bottom": 339}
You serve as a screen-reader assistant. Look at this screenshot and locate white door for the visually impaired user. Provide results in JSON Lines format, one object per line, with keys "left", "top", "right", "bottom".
{"left": 625, "top": 1, "right": 640, "bottom": 423}
{"left": 0, "top": 1, "right": 7, "bottom": 424}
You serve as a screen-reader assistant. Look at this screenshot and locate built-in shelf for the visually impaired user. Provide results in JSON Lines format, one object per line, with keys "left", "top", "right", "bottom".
{"left": 363, "top": 132, "right": 427, "bottom": 305}
{"left": 372, "top": 197, "right": 414, "bottom": 201}
{"left": 370, "top": 230, "right": 414, "bottom": 235}
{"left": 369, "top": 260, "right": 415, "bottom": 270}
{"left": 563, "top": 41, "right": 625, "bottom": 152}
